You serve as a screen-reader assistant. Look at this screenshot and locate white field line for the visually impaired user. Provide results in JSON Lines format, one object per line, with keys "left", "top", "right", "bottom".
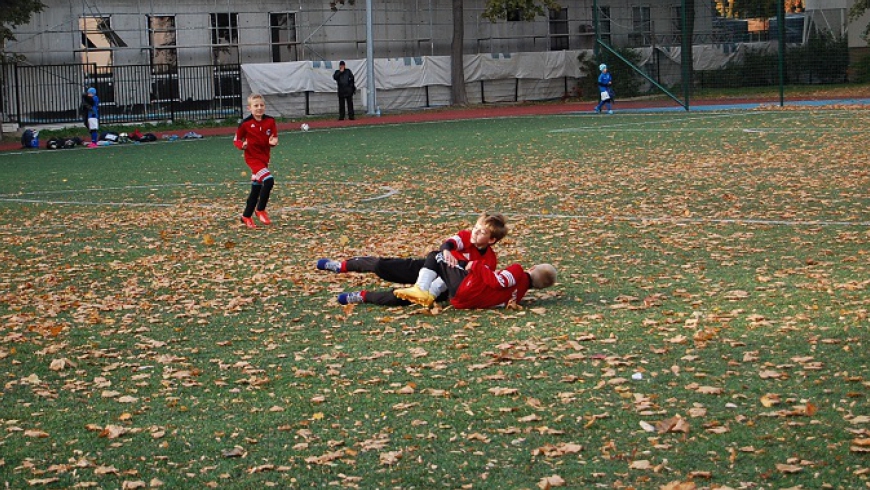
{"left": 0, "top": 182, "right": 867, "bottom": 228}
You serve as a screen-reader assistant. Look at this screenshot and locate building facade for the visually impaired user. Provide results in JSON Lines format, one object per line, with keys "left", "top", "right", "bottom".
{"left": 7, "top": 0, "right": 712, "bottom": 67}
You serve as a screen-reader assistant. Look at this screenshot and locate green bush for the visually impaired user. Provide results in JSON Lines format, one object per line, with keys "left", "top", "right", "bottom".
{"left": 851, "top": 52, "right": 870, "bottom": 83}
{"left": 700, "top": 30, "right": 848, "bottom": 89}
{"left": 786, "top": 29, "right": 848, "bottom": 83}
{"left": 577, "top": 47, "right": 644, "bottom": 100}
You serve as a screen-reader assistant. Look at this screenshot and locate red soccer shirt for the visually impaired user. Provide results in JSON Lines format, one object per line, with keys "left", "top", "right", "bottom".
{"left": 444, "top": 229, "right": 497, "bottom": 269}
{"left": 450, "top": 263, "right": 530, "bottom": 310}
{"left": 234, "top": 115, "right": 277, "bottom": 181}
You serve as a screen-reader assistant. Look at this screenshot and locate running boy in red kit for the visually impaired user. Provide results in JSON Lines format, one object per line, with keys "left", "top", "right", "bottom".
{"left": 234, "top": 93, "right": 278, "bottom": 228}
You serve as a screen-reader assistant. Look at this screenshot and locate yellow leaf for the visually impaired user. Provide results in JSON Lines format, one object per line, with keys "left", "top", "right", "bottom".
{"left": 760, "top": 394, "right": 781, "bottom": 407}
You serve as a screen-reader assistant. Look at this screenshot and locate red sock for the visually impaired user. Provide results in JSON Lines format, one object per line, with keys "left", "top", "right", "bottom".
{"left": 340, "top": 261, "right": 348, "bottom": 273}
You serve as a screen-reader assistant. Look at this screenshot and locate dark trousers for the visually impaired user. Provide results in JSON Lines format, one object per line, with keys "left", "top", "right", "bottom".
{"left": 345, "top": 256, "right": 424, "bottom": 284}
{"left": 242, "top": 178, "right": 274, "bottom": 217}
{"left": 421, "top": 250, "right": 469, "bottom": 300}
{"left": 344, "top": 256, "right": 448, "bottom": 306}
{"left": 338, "top": 95, "right": 354, "bottom": 120}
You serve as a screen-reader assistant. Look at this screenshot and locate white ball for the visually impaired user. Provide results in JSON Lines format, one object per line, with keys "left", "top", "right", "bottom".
{"left": 301, "top": 123, "right": 310, "bottom": 132}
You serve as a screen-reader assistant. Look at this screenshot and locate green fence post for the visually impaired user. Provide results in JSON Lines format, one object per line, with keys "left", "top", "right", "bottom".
{"left": 778, "top": 0, "right": 786, "bottom": 106}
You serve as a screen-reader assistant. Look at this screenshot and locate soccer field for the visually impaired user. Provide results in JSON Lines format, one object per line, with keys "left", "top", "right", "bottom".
{"left": 1, "top": 109, "right": 869, "bottom": 488}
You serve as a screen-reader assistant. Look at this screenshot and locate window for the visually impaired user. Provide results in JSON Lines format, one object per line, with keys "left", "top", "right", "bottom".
{"left": 670, "top": 6, "right": 684, "bottom": 44}
{"left": 270, "top": 13, "right": 298, "bottom": 62}
{"left": 148, "top": 15, "right": 178, "bottom": 102}
{"left": 631, "top": 6, "right": 652, "bottom": 45}
{"left": 549, "top": 8, "right": 569, "bottom": 51}
{"left": 210, "top": 12, "right": 239, "bottom": 65}
{"left": 80, "top": 16, "right": 123, "bottom": 106}
{"left": 80, "top": 16, "right": 126, "bottom": 67}
{"left": 148, "top": 16, "right": 177, "bottom": 73}
{"left": 594, "top": 6, "right": 612, "bottom": 44}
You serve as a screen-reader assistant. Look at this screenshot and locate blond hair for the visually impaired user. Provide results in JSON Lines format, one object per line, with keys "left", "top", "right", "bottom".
{"left": 247, "top": 93, "right": 265, "bottom": 105}
{"left": 529, "top": 264, "right": 557, "bottom": 289}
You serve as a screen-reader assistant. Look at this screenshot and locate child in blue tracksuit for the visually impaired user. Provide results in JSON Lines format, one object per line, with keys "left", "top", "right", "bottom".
{"left": 82, "top": 87, "right": 100, "bottom": 146}
{"left": 594, "top": 64, "right": 614, "bottom": 114}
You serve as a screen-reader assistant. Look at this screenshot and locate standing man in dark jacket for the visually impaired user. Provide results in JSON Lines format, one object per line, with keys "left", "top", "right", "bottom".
{"left": 333, "top": 61, "right": 355, "bottom": 120}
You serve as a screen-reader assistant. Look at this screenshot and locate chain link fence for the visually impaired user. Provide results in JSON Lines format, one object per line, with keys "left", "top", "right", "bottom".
{"left": 582, "top": 0, "right": 862, "bottom": 109}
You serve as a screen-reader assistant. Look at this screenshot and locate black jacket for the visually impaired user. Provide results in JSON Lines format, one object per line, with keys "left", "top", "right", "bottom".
{"left": 333, "top": 68, "right": 355, "bottom": 97}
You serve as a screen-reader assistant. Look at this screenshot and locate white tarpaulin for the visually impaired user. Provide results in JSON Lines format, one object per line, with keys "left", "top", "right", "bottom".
{"left": 655, "top": 41, "right": 777, "bottom": 72}
{"left": 241, "top": 51, "right": 587, "bottom": 116}
{"left": 242, "top": 51, "right": 585, "bottom": 97}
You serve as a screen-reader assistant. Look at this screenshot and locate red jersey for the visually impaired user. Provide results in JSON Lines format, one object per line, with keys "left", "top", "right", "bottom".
{"left": 450, "top": 263, "right": 530, "bottom": 310}
{"left": 234, "top": 115, "right": 277, "bottom": 182}
{"left": 444, "top": 229, "right": 497, "bottom": 269}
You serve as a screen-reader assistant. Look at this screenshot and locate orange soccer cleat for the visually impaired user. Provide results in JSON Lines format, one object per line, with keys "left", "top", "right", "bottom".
{"left": 240, "top": 216, "right": 257, "bottom": 228}
{"left": 394, "top": 286, "right": 435, "bottom": 307}
{"left": 255, "top": 210, "right": 272, "bottom": 225}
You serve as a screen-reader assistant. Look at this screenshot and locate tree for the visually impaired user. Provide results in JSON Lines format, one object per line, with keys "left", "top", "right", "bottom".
{"left": 450, "top": 0, "right": 468, "bottom": 106}
{"left": 1, "top": 0, "right": 44, "bottom": 141}
{"left": 850, "top": 0, "right": 870, "bottom": 41}
{"left": 1, "top": 0, "right": 45, "bottom": 61}
{"left": 449, "top": 0, "right": 559, "bottom": 106}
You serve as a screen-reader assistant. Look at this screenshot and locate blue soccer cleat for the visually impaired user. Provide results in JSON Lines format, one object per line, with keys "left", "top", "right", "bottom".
{"left": 338, "top": 291, "right": 364, "bottom": 305}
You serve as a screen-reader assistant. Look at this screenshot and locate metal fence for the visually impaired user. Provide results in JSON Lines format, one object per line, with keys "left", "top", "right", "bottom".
{"left": 1, "top": 62, "right": 242, "bottom": 126}
{"left": 584, "top": 1, "right": 857, "bottom": 108}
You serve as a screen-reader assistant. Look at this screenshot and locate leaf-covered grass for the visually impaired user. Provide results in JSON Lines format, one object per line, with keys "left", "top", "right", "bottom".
{"left": 1, "top": 108, "right": 869, "bottom": 489}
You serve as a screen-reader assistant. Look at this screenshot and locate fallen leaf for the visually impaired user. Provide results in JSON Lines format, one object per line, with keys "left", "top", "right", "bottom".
{"left": 537, "top": 474, "right": 566, "bottom": 489}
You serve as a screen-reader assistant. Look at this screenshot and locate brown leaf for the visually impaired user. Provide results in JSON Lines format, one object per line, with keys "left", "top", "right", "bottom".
{"left": 379, "top": 450, "right": 402, "bottom": 465}
{"left": 760, "top": 393, "right": 781, "bottom": 407}
{"left": 98, "top": 425, "right": 128, "bottom": 439}
{"left": 851, "top": 438, "right": 870, "bottom": 453}
{"left": 26, "top": 478, "right": 60, "bottom": 485}
{"left": 537, "top": 475, "right": 565, "bottom": 489}
{"left": 49, "top": 358, "right": 76, "bottom": 371}
{"left": 660, "top": 482, "right": 697, "bottom": 490}
{"left": 221, "top": 447, "right": 246, "bottom": 458}
{"left": 467, "top": 433, "right": 490, "bottom": 443}
{"left": 656, "top": 416, "right": 690, "bottom": 434}
{"left": 489, "top": 387, "right": 519, "bottom": 396}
